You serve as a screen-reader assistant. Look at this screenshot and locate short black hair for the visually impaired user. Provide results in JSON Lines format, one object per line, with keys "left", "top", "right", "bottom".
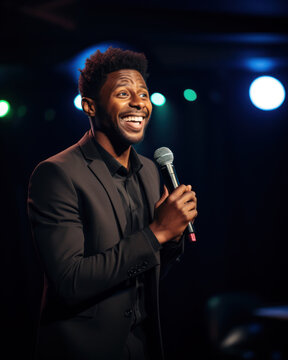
{"left": 78, "top": 47, "right": 148, "bottom": 100}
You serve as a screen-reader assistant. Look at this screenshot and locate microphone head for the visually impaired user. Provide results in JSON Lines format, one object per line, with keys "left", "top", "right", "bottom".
{"left": 154, "top": 147, "right": 174, "bottom": 166}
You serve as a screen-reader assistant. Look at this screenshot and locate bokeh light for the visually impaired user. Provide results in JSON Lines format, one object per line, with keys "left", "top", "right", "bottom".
{"left": 184, "top": 89, "right": 197, "bottom": 101}
{"left": 74, "top": 94, "right": 82, "bottom": 110}
{"left": 249, "top": 76, "right": 286, "bottom": 111}
{"left": 151, "top": 93, "right": 166, "bottom": 106}
{"left": 0, "top": 100, "right": 10, "bottom": 117}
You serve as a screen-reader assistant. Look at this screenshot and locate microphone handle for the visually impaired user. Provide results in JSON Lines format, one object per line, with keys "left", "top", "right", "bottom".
{"left": 160, "top": 164, "right": 196, "bottom": 242}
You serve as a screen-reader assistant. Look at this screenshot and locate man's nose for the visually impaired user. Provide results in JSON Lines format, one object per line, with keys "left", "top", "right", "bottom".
{"left": 129, "top": 94, "right": 144, "bottom": 109}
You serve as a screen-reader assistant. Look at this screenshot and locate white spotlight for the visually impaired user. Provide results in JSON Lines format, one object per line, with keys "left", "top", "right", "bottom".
{"left": 74, "top": 94, "right": 82, "bottom": 110}
{"left": 249, "top": 76, "right": 286, "bottom": 111}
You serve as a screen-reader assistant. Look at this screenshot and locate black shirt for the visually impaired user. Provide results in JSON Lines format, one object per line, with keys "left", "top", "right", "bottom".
{"left": 94, "top": 141, "right": 161, "bottom": 327}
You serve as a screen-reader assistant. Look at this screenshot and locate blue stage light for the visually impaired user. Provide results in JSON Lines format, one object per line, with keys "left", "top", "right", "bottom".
{"left": 245, "top": 58, "right": 276, "bottom": 72}
{"left": 61, "top": 41, "right": 131, "bottom": 82}
{"left": 249, "top": 76, "right": 286, "bottom": 111}
{"left": 74, "top": 94, "right": 82, "bottom": 110}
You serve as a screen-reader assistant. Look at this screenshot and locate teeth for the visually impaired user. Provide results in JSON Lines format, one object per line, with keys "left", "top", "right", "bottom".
{"left": 122, "top": 116, "right": 144, "bottom": 122}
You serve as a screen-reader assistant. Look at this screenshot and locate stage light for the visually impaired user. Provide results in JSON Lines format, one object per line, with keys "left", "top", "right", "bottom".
{"left": 0, "top": 100, "right": 10, "bottom": 117}
{"left": 151, "top": 93, "right": 166, "bottom": 106}
{"left": 74, "top": 94, "right": 82, "bottom": 110}
{"left": 62, "top": 41, "right": 130, "bottom": 82}
{"left": 184, "top": 89, "right": 197, "bottom": 102}
{"left": 249, "top": 76, "right": 286, "bottom": 111}
{"left": 245, "top": 58, "right": 275, "bottom": 72}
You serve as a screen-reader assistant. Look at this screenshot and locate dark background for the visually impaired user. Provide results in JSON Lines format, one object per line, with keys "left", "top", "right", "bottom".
{"left": 1, "top": 1, "right": 288, "bottom": 359}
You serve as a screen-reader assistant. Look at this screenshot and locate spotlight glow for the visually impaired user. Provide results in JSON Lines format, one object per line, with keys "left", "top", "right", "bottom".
{"left": 151, "top": 93, "right": 166, "bottom": 106}
{"left": 246, "top": 58, "right": 275, "bottom": 72}
{"left": 74, "top": 94, "right": 82, "bottom": 110}
{"left": 63, "top": 41, "right": 130, "bottom": 82}
{"left": 249, "top": 76, "right": 286, "bottom": 111}
{"left": 0, "top": 100, "right": 10, "bottom": 117}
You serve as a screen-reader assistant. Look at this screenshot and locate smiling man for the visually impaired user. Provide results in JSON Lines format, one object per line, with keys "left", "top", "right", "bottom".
{"left": 82, "top": 68, "right": 152, "bottom": 168}
{"left": 28, "top": 48, "right": 197, "bottom": 360}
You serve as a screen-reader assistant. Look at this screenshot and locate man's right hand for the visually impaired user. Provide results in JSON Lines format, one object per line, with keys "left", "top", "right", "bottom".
{"left": 149, "top": 185, "right": 197, "bottom": 244}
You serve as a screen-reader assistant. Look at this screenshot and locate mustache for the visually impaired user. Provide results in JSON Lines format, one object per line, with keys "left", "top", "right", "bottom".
{"left": 119, "top": 111, "right": 148, "bottom": 118}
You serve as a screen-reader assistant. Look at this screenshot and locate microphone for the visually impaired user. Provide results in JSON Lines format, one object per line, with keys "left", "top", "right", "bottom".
{"left": 154, "top": 147, "right": 196, "bottom": 242}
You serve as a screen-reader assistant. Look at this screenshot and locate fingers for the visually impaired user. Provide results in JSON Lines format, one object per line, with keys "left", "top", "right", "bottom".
{"left": 169, "top": 185, "right": 197, "bottom": 206}
{"left": 156, "top": 183, "right": 197, "bottom": 216}
{"left": 169, "top": 184, "right": 197, "bottom": 218}
{"left": 151, "top": 184, "right": 198, "bottom": 244}
{"left": 155, "top": 185, "right": 169, "bottom": 208}
{"left": 183, "top": 199, "right": 197, "bottom": 212}
{"left": 181, "top": 189, "right": 197, "bottom": 204}
{"left": 168, "top": 184, "right": 190, "bottom": 201}
{"left": 163, "top": 185, "right": 169, "bottom": 197}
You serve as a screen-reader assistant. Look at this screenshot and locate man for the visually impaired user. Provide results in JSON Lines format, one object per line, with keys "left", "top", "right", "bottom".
{"left": 28, "top": 47, "right": 197, "bottom": 360}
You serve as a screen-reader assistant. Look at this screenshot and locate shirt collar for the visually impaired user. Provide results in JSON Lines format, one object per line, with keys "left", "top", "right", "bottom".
{"left": 93, "top": 139, "right": 143, "bottom": 177}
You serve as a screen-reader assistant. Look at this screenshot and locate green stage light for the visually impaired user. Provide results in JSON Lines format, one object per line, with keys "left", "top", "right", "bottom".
{"left": 151, "top": 93, "right": 166, "bottom": 106}
{"left": 184, "top": 89, "right": 197, "bottom": 102}
{"left": 0, "top": 100, "right": 10, "bottom": 117}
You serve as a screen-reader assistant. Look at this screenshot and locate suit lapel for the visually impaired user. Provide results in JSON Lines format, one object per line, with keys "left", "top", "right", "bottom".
{"left": 78, "top": 131, "right": 127, "bottom": 237}
{"left": 78, "top": 131, "right": 159, "bottom": 234}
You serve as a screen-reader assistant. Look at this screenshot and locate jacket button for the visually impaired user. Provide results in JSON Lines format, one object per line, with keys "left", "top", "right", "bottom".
{"left": 124, "top": 309, "right": 133, "bottom": 318}
{"left": 127, "top": 269, "right": 135, "bottom": 277}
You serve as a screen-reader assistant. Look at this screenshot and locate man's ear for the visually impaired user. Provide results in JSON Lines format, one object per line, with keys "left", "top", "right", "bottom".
{"left": 81, "top": 97, "right": 97, "bottom": 117}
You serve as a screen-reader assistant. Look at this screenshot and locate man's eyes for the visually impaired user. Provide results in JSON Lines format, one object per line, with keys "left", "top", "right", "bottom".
{"left": 118, "top": 91, "right": 128, "bottom": 96}
{"left": 116, "top": 91, "right": 149, "bottom": 98}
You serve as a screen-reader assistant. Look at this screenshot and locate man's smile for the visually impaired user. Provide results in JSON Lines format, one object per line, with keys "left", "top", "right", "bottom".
{"left": 119, "top": 111, "right": 148, "bottom": 131}
{"left": 121, "top": 116, "right": 144, "bottom": 123}
{"left": 120, "top": 115, "right": 145, "bottom": 131}
{"left": 120, "top": 111, "right": 148, "bottom": 122}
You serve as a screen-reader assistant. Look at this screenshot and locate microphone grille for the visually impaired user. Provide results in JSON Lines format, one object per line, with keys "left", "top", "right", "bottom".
{"left": 154, "top": 147, "right": 174, "bottom": 166}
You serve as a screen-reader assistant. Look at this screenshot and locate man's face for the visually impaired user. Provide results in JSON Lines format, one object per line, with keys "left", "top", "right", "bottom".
{"left": 96, "top": 69, "right": 152, "bottom": 146}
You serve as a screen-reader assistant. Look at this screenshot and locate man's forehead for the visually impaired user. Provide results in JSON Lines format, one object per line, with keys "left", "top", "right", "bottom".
{"left": 106, "top": 69, "right": 146, "bottom": 85}
{"left": 99, "top": 69, "right": 148, "bottom": 100}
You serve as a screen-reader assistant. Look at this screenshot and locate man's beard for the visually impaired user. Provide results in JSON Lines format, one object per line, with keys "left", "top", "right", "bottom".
{"left": 94, "top": 109, "right": 147, "bottom": 149}
{"left": 103, "top": 120, "right": 146, "bottom": 149}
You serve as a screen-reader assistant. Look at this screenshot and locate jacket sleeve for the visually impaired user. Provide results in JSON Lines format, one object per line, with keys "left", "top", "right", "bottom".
{"left": 28, "top": 160, "right": 160, "bottom": 306}
{"left": 159, "top": 237, "right": 184, "bottom": 279}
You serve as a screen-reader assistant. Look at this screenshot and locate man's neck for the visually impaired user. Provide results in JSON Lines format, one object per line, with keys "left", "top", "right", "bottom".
{"left": 93, "top": 130, "right": 131, "bottom": 169}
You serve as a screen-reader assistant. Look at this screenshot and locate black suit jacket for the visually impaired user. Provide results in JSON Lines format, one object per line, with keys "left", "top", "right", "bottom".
{"left": 28, "top": 130, "right": 183, "bottom": 360}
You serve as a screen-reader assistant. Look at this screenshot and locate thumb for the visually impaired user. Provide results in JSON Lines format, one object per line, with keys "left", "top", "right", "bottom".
{"left": 155, "top": 186, "right": 169, "bottom": 208}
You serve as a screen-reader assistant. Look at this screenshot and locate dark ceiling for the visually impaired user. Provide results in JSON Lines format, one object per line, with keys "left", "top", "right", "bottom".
{"left": 1, "top": 0, "right": 288, "bottom": 68}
